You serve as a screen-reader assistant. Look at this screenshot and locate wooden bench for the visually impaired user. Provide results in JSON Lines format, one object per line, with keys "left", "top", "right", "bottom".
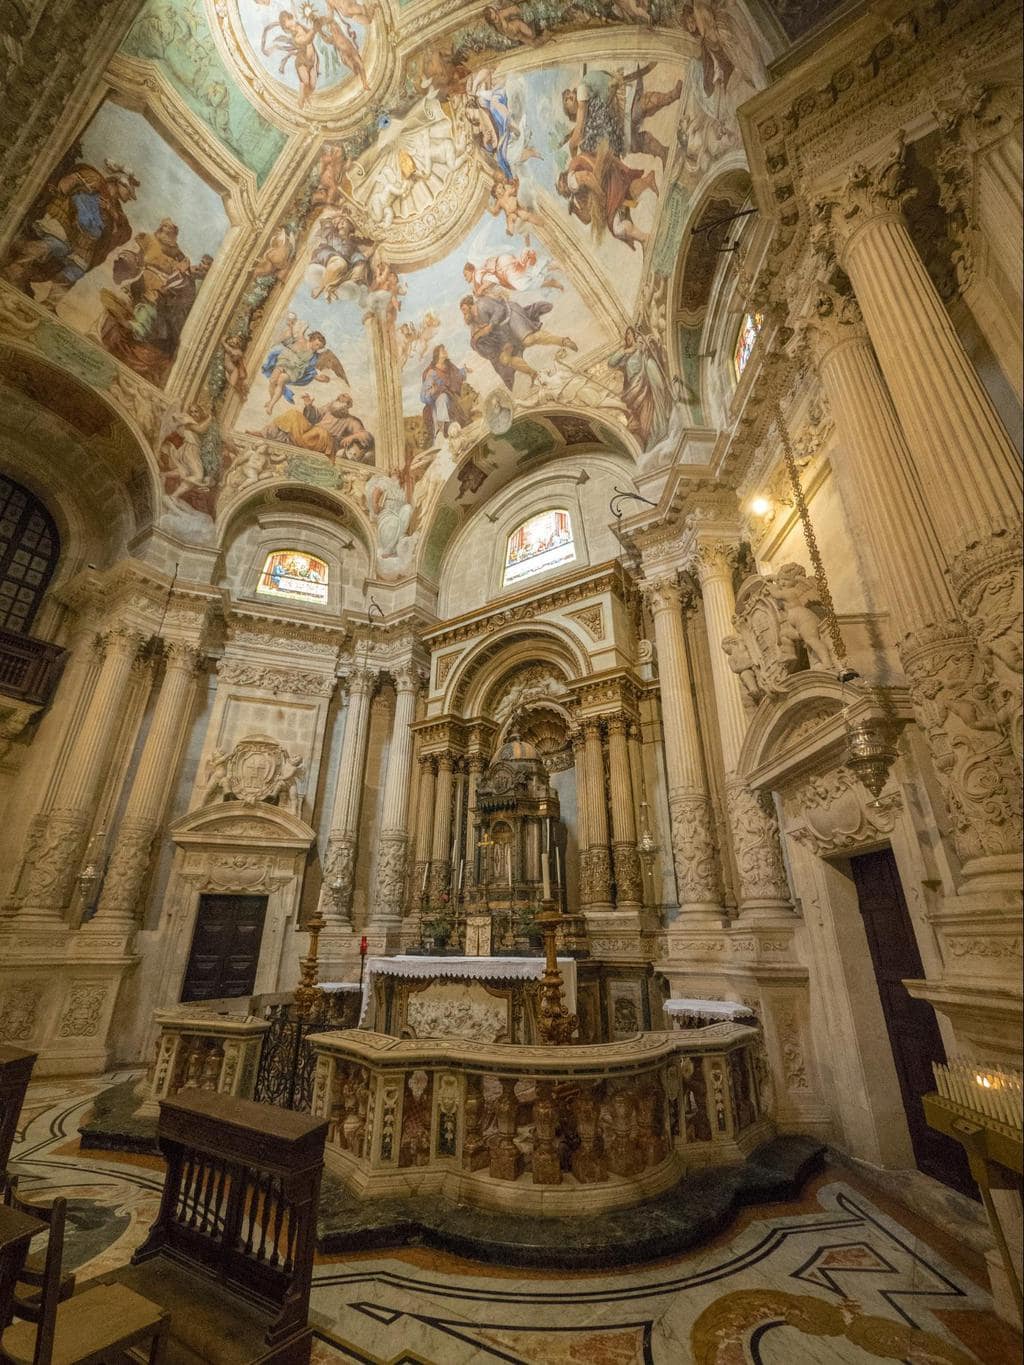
{"left": 0, "top": 1048, "right": 37, "bottom": 1181}
{"left": 93, "top": 1092, "right": 327, "bottom": 1365}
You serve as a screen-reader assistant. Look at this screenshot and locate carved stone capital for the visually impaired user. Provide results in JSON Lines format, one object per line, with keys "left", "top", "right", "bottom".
{"left": 639, "top": 576, "right": 682, "bottom": 615}
{"left": 612, "top": 842, "right": 643, "bottom": 906}
{"left": 692, "top": 539, "right": 741, "bottom": 586}
{"left": 392, "top": 662, "right": 425, "bottom": 694}
{"left": 798, "top": 278, "right": 867, "bottom": 367}
{"left": 322, "top": 833, "right": 357, "bottom": 924}
{"left": 667, "top": 791, "right": 720, "bottom": 908}
{"left": 373, "top": 834, "right": 408, "bottom": 926}
{"left": 818, "top": 132, "right": 917, "bottom": 261}
{"left": 725, "top": 781, "right": 792, "bottom": 911}
{"left": 96, "top": 818, "right": 157, "bottom": 916}
{"left": 900, "top": 623, "right": 1022, "bottom": 862}
{"left": 161, "top": 640, "right": 205, "bottom": 673}
{"left": 345, "top": 666, "right": 377, "bottom": 698}
{"left": 97, "top": 624, "right": 147, "bottom": 662}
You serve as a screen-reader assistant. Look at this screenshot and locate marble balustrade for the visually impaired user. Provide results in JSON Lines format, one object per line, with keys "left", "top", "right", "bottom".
{"left": 307, "top": 1024, "right": 771, "bottom": 1215}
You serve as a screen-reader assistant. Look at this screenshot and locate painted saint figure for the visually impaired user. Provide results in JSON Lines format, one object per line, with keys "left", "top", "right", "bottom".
{"left": 460, "top": 293, "right": 577, "bottom": 391}
{"left": 260, "top": 316, "right": 348, "bottom": 413}
{"left": 607, "top": 326, "right": 671, "bottom": 448}
{"left": 4, "top": 159, "right": 138, "bottom": 301}
{"left": 420, "top": 345, "right": 469, "bottom": 443}
{"left": 261, "top": 391, "right": 375, "bottom": 462}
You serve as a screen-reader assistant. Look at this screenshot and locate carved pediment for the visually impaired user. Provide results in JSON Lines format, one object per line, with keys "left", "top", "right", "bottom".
{"left": 171, "top": 801, "right": 316, "bottom": 851}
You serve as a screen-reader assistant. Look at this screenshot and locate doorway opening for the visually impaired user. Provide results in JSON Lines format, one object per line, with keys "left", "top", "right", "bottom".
{"left": 849, "top": 847, "right": 976, "bottom": 1198}
{"left": 180, "top": 893, "right": 268, "bottom": 1003}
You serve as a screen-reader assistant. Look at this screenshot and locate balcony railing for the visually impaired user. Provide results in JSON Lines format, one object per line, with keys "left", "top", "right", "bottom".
{"left": 0, "top": 628, "right": 65, "bottom": 707}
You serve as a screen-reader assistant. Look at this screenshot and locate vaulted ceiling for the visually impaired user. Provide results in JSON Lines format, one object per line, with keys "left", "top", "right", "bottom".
{"left": 0, "top": 0, "right": 841, "bottom": 584}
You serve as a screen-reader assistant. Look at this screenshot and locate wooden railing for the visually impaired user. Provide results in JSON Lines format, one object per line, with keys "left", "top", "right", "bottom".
{"left": 100, "top": 1090, "right": 328, "bottom": 1363}
{"left": 0, "top": 629, "right": 64, "bottom": 706}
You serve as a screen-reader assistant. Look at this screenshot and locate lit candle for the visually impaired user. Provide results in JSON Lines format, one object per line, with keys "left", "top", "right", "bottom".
{"left": 421, "top": 861, "right": 429, "bottom": 893}
{"left": 459, "top": 858, "right": 464, "bottom": 890}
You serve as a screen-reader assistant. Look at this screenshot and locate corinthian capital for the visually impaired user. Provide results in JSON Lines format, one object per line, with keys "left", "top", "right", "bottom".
{"left": 692, "top": 539, "right": 741, "bottom": 586}
{"left": 817, "top": 132, "right": 916, "bottom": 260}
{"left": 640, "top": 575, "right": 682, "bottom": 615}
{"left": 345, "top": 665, "right": 377, "bottom": 697}
{"left": 797, "top": 279, "right": 866, "bottom": 366}
{"left": 392, "top": 662, "right": 425, "bottom": 694}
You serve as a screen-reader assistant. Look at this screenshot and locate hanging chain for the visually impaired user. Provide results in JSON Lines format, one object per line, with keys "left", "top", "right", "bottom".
{"left": 770, "top": 393, "right": 848, "bottom": 664}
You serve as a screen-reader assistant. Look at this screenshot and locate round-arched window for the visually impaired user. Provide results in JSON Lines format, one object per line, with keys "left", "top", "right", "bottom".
{"left": 503, "top": 510, "right": 575, "bottom": 586}
{"left": 0, "top": 476, "right": 59, "bottom": 634}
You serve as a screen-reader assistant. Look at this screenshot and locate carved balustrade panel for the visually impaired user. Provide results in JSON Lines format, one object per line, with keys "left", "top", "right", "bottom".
{"left": 308, "top": 1025, "right": 771, "bottom": 1216}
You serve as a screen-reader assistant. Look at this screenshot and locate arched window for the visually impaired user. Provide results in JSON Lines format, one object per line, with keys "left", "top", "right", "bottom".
{"left": 0, "top": 476, "right": 59, "bottom": 634}
{"left": 503, "top": 510, "right": 575, "bottom": 586}
{"left": 256, "top": 549, "right": 329, "bottom": 604}
{"left": 733, "top": 310, "right": 764, "bottom": 380}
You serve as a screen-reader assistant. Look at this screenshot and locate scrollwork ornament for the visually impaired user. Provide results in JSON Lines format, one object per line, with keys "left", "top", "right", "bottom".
{"left": 900, "top": 624, "right": 1021, "bottom": 862}
{"left": 667, "top": 792, "right": 720, "bottom": 907}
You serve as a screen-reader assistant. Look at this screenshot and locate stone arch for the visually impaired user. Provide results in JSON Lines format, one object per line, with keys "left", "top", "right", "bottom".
{"left": 448, "top": 623, "right": 587, "bottom": 718}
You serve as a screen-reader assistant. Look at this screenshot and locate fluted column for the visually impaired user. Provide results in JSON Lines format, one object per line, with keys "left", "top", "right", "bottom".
{"left": 571, "top": 727, "right": 590, "bottom": 906}
{"left": 580, "top": 718, "right": 613, "bottom": 912}
{"left": 606, "top": 715, "right": 642, "bottom": 912}
{"left": 978, "top": 126, "right": 1023, "bottom": 306}
{"left": 429, "top": 753, "right": 454, "bottom": 901}
{"left": 370, "top": 665, "right": 421, "bottom": 929}
{"left": 320, "top": 667, "right": 376, "bottom": 928}
{"left": 822, "top": 136, "right": 1022, "bottom": 765}
{"left": 410, "top": 753, "right": 435, "bottom": 911}
{"left": 464, "top": 752, "right": 484, "bottom": 895}
{"left": 93, "top": 641, "right": 202, "bottom": 930}
{"left": 802, "top": 280, "right": 1022, "bottom": 874}
{"left": 695, "top": 542, "right": 794, "bottom": 920}
{"left": 642, "top": 577, "right": 721, "bottom": 920}
{"left": 17, "top": 624, "right": 144, "bottom": 924}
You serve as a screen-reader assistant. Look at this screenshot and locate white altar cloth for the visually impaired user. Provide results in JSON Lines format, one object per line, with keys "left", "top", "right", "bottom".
{"left": 664, "top": 997, "right": 755, "bottom": 1027}
{"left": 355, "top": 954, "right": 578, "bottom": 1028}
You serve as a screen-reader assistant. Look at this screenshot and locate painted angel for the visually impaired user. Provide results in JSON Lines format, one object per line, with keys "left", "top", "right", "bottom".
{"left": 260, "top": 318, "right": 348, "bottom": 414}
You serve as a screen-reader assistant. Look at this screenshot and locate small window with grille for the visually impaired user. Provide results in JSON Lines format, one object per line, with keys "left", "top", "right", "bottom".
{"left": 0, "top": 477, "right": 59, "bottom": 634}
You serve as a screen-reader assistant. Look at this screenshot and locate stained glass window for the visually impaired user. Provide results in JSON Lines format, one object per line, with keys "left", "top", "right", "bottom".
{"left": 503, "top": 510, "right": 575, "bottom": 586}
{"left": 257, "top": 549, "right": 329, "bottom": 604}
{"left": 734, "top": 310, "right": 764, "bottom": 379}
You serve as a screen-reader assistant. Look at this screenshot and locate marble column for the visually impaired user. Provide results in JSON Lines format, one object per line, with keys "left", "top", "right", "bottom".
{"left": 369, "top": 665, "right": 420, "bottom": 929}
{"left": 410, "top": 753, "right": 435, "bottom": 911}
{"left": 93, "top": 641, "right": 202, "bottom": 931}
{"left": 606, "top": 715, "right": 642, "bottom": 912}
{"left": 320, "top": 667, "right": 375, "bottom": 929}
{"left": 695, "top": 542, "right": 794, "bottom": 920}
{"left": 581, "top": 717, "right": 613, "bottom": 913}
{"left": 977, "top": 126, "right": 1023, "bottom": 306}
{"left": 823, "top": 136, "right": 1022, "bottom": 764}
{"left": 429, "top": 753, "right": 454, "bottom": 901}
{"left": 642, "top": 577, "right": 721, "bottom": 920}
{"left": 16, "top": 625, "right": 144, "bottom": 924}
{"left": 802, "top": 280, "right": 1022, "bottom": 874}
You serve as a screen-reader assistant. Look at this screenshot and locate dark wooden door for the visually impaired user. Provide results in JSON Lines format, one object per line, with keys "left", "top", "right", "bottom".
{"left": 850, "top": 848, "right": 976, "bottom": 1198}
{"left": 181, "top": 894, "right": 268, "bottom": 1003}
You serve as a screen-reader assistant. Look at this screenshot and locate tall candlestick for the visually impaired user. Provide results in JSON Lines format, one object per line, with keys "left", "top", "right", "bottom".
{"left": 555, "top": 847, "right": 561, "bottom": 888}
{"left": 542, "top": 852, "right": 551, "bottom": 902}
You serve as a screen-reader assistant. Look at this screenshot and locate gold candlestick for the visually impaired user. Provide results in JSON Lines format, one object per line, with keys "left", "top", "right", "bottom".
{"left": 294, "top": 910, "right": 325, "bottom": 1019}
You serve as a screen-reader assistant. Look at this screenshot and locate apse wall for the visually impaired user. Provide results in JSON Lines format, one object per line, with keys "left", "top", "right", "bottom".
{"left": 436, "top": 457, "right": 634, "bottom": 619}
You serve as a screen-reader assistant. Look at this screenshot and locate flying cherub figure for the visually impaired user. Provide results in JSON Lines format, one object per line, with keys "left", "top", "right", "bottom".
{"left": 222, "top": 334, "right": 249, "bottom": 396}
{"left": 325, "top": 0, "right": 376, "bottom": 23}
{"left": 315, "top": 11, "right": 370, "bottom": 92}
{"left": 487, "top": 174, "right": 546, "bottom": 242}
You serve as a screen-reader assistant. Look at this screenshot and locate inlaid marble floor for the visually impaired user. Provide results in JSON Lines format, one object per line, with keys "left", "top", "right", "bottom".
{"left": 9, "top": 1074, "right": 1020, "bottom": 1365}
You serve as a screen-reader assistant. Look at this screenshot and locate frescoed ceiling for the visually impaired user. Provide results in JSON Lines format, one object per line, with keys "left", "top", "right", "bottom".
{"left": 0, "top": 0, "right": 786, "bottom": 586}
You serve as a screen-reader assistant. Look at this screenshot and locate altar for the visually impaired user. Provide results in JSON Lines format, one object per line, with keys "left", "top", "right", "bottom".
{"left": 347, "top": 955, "right": 579, "bottom": 1044}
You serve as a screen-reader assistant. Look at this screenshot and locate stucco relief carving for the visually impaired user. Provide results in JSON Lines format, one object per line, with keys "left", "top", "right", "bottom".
{"left": 786, "top": 766, "right": 900, "bottom": 857}
{"left": 667, "top": 792, "right": 719, "bottom": 906}
{"left": 57, "top": 983, "right": 107, "bottom": 1039}
{"left": 217, "top": 660, "right": 336, "bottom": 697}
{"left": 375, "top": 834, "right": 408, "bottom": 923}
{"left": 901, "top": 624, "right": 1021, "bottom": 861}
{"left": 199, "top": 735, "right": 305, "bottom": 814}
{"left": 322, "top": 834, "right": 357, "bottom": 920}
{"left": 567, "top": 605, "right": 605, "bottom": 642}
{"left": 0, "top": 984, "right": 41, "bottom": 1040}
{"left": 406, "top": 993, "right": 507, "bottom": 1044}
{"left": 434, "top": 651, "right": 460, "bottom": 690}
{"left": 97, "top": 818, "right": 157, "bottom": 914}
{"left": 580, "top": 846, "right": 613, "bottom": 906}
{"left": 729, "top": 565, "right": 838, "bottom": 698}
{"left": 726, "top": 781, "right": 792, "bottom": 907}
{"left": 17, "top": 808, "right": 91, "bottom": 910}
{"left": 612, "top": 842, "right": 644, "bottom": 905}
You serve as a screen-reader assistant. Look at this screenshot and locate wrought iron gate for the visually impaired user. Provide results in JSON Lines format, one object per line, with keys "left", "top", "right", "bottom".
{"left": 253, "top": 992, "right": 356, "bottom": 1111}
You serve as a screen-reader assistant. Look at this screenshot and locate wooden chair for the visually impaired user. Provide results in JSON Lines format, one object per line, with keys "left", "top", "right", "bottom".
{"left": 0, "top": 1206, "right": 45, "bottom": 1344}
{"left": 0, "top": 1180, "right": 75, "bottom": 1319}
{"left": 0, "top": 1050, "right": 37, "bottom": 1182}
{"left": 0, "top": 1187, "right": 168, "bottom": 1365}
